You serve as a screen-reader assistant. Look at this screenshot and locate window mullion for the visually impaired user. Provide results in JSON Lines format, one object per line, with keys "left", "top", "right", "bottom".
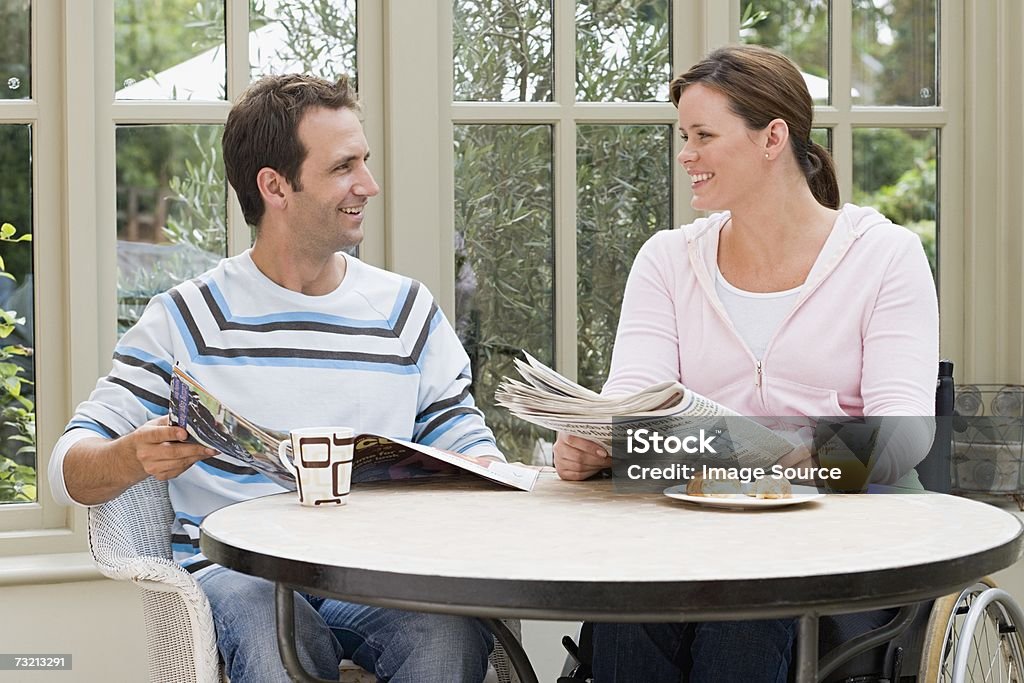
{"left": 108, "top": 102, "right": 232, "bottom": 124}
{"left": 33, "top": 0, "right": 69, "bottom": 531}
{"left": 94, "top": 0, "right": 119, "bottom": 372}
{"left": 937, "top": 0, "right": 965, "bottom": 366}
{"left": 671, "top": 2, "right": 700, "bottom": 230}
{"left": 555, "top": 111, "right": 577, "bottom": 382}
{"left": 830, "top": 0, "right": 853, "bottom": 207}
{"left": 382, "top": 0, "right": 443, "bottom": 300}
{"left": 225, "top": 0, "right": 250, "bottom": 256}
{"left": 356, "top": 0, "right": 386, "bottom": 270}
{"left": 436, "top": 0, "right": 455, "bottom": 313}
{"left": 553, "top": 0, "right": 576, "bottom": 380}
{"left": 701, "top": 0, "right": 734, "bottom": 53}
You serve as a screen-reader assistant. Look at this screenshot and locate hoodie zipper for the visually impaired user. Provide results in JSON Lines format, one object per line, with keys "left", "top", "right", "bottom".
{"left": 687, "top": 238, "right": 770, "bottom": 410}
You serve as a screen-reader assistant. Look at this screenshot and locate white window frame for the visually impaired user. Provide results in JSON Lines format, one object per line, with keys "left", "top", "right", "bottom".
{"left": 0, "top": 0, "right": 384, "bottom": 555}
{"left": 9, "top": 0, "right": 1023, "bottom": 556}
{"left": 387, "top": 0, "right": 965, "bottom": 383}
{"left": 0, "top": 0, "right": 70, "bottom": 549}
{"left": 711, "top": 1, "right": 965, "bottom": 365}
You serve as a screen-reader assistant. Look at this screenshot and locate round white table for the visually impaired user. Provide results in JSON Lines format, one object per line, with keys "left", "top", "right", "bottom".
{"left": 201, "top": 473, "right": 1024, "bottom": 682}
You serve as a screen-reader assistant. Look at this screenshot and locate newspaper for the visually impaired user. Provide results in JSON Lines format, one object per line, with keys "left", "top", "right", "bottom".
{"left": 495, "top": 352, "right": 796, "bottom": 468}
{"left": 169, "top": 366, "right": 538, "bottom": 492}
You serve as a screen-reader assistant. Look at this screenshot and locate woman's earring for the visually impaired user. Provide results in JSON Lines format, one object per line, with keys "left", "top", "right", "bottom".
{"left": 765, "top": 152, "right": 770, "bottom": 159}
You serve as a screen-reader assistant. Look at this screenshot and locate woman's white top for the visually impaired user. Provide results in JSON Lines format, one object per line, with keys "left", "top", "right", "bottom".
{"left": 714, "top": 265, "right": 802, "bottom": 360}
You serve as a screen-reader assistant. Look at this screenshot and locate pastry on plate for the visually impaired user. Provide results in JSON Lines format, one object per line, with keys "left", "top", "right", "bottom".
{"left": 747, "top": 475, "right": 793, "bottom": 499}
{"left": 685, "top": 471, "right": 743, "bottom": 497}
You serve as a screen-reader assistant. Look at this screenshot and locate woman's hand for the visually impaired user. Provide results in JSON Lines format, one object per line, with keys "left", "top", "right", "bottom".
{"left": 553, "top": 433, "right": 610, "bottom": 481}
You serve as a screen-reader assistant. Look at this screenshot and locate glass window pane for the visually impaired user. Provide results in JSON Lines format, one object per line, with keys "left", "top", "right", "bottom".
{"left": 116, "top": 125, "right": 226, "bottom": 335}
{"left": 0, "top": 124, "right": 35, "bottom": 503}
{"left": 453, "top": 0, "right": 553, "bottom": 102}
{"left": 812, "top": 127, "right": 831, "bottom": 155}
{"left": 0, "top": 0, "right": 30, "bottom": 100}
{"left": 115, "top": 0, "right": 226, "bottom": 100}
{"left": 739, "top": 0, "right": 830, "bottom": 105}
{"left": 853, "top": 0, "right": 937, "bottom": 106}
{"left": 250, "top": 0, "right": 356, "bottom": 86}
{"left": 454, "top": 124, "right": 553, "bottom": 460}
{"left": 577, "top": 124, "right": 672, "bottom": 388}
{"left": 852, "top": 128, "right": 938, "bottom": 280}
{"left": 576, "top": 0, "right": 670, "bottom": 102}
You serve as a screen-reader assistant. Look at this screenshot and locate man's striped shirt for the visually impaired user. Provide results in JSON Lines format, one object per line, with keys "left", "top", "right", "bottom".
{"left": 51, "top": 251, "right": 502, "bottom": 573}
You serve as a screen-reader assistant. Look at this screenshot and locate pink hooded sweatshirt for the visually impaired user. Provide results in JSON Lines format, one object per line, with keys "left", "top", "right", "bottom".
{"left": 603, "top": 204, "right": 939, "bottom": 483}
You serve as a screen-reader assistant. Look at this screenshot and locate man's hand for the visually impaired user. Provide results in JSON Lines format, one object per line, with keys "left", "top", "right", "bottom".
{"left": 64, "top": 416, "right": 219, "bottom": 505}
{"left": 123, "top": 416, "right": 217, "bottom": 481}
{"left": 553, "top": 433, "right": 610, "bottom": 481}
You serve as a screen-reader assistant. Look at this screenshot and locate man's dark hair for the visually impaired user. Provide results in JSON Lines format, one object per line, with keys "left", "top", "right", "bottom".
{"left": 222, "top": 74, "right": 360, "bottom": 228}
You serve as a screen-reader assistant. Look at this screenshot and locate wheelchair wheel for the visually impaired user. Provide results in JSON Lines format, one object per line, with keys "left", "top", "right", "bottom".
{"left": 919, "top": 578, "right": 1024, "bottom": 682}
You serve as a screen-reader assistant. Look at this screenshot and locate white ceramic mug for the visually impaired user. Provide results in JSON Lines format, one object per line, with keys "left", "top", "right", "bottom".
{"left": 277, "top": 427, "right": 355, "bottom": 506}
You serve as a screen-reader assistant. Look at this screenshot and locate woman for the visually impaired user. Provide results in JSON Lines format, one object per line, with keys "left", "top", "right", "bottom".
{"left": 554, "top": 45, "right": 938, "bottom": 682}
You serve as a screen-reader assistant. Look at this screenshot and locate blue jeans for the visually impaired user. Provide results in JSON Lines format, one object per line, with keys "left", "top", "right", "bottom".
{"left": 197, "top": 566, "right": 494, "bottom": 683}
{"left": 591, "top": 619, "right": 796, "bottom": 683}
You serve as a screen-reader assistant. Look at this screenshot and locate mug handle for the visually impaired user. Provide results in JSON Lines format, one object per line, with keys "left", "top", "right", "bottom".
{"left": 278, "top": 440, "right": 298, "bottom": 477}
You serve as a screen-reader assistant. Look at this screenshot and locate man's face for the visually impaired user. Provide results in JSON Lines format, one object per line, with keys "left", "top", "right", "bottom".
{"left": 286, "top": 106, "right": 379, "bottom": 253}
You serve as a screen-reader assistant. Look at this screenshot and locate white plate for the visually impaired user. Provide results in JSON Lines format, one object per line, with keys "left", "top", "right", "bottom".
{"left": 663, "top": 484, "right": 825, "bottom": 510}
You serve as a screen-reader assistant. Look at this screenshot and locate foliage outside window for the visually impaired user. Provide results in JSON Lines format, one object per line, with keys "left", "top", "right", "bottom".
{"left": 853, "top": 129, "right": 938, "bottom": 276}
{"left": 251, "top": 0, "right": 357, "bottom": 87}
{"left": 576, "top": 124, "right": 672, "bottom": 391}
{"left": 115, "top": 0, "right": 226, "bottom": 99}
{"left": 742, "top": 1, "right": 938, "bottom": 277}
{"left": 454, "top": 124, "right": 555, "bottom": 460}
{"left": 575, "top": 0, "right": 670, "bottom": 102}
{"left": 453, "top": 1, "right": 674, "bottom": 460}
{"left": 0, "top": 0, "right": 31, "bottom": 101}
{"left": 115, "top": 125, "right": 227, "bottom": 335}
{"left": 453, "top": 0, "right": 553, "bottom": 102}
{"left": 113, "top": 1, "right": 360, "bottom": 334}
{"left": 0, "top": 223, "right": 34, "bottom": 503}
{"left": 0, "top": 118, "right": 34, "bottom": 503}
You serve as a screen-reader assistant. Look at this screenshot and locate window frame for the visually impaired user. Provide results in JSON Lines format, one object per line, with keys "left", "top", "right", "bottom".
{"left": 428, "top": 0, "right": 700, "bottom": 382}
{"left": 0, "top": 0, "right": 384, "bottom": 554}
{"left": 0, "top": 0, "right": 70, "bottom": 547}
{"left": 3, "top": 0, "right": 1010, "bottom": 555}
{"left": 397, "top": 0, "right": 965, "bottom": 383}
{"left": 717, "top": 0, "right": 964, "bottom": 363}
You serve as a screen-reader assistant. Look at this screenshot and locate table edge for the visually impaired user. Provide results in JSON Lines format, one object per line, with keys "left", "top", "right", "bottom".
{"left": 200, "top": 522, "right": 1024, "bottom": 622}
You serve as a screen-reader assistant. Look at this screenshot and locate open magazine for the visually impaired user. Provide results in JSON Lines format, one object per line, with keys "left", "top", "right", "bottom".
{"left": 168, "top": 366, "right": 538, "bottom": 492}
{"left": 495, "top": 352, "right": 797, "bottom": 469}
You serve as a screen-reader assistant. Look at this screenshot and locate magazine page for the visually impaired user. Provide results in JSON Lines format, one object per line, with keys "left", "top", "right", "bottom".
{"left": 169, "top": 366, "right": 538, "bottom": 491}
{"left": 362, "top": 437, "right": 539, "bottom": 492}
{"left": 169, "top": 367, "right": 295, "bottom": 489}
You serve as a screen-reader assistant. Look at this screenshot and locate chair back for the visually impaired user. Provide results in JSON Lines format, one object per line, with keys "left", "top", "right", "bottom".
{"left": 87, "top": 477, "right": 222, "bottom": 683}
{"left": 88, "top": 477, "right": 176, "bottom": 574}
{"left": 917, "top": 359, "right": 954, "bottom": 492}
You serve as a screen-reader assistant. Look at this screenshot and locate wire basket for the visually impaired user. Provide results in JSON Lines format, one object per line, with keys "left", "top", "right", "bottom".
{"left": 952, "top": 385, "right": 1024, "bottom": 498}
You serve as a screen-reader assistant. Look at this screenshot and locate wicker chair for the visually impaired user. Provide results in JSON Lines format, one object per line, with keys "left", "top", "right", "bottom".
{"left": 87, "top": 477, "right": 522, "bottom": 683}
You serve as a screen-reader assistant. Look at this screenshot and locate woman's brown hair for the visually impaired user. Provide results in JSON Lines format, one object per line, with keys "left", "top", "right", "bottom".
{"left": 670, "top": 45, "right": 840, "bottom": 209}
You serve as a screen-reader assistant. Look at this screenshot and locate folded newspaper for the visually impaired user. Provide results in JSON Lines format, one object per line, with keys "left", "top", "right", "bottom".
{"left": 169, "top": 366, "right": 538, "bottom": 492}
{"left": 495, "top": 353, "right": 797, "bottom": 469}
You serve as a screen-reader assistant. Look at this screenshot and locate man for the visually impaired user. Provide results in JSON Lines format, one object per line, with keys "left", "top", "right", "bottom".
{"left": 50, "top": 74, "right": 500, "bottom": 682}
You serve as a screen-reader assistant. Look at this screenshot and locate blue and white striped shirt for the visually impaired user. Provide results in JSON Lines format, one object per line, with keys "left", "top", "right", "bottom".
{"left": 51, "top": 251, "right": 502, "bottom": 573}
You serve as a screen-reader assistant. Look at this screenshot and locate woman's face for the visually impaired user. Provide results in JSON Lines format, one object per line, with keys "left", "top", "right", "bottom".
{"left": 676, "top": 83, "right": 767, "bottom": 212}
